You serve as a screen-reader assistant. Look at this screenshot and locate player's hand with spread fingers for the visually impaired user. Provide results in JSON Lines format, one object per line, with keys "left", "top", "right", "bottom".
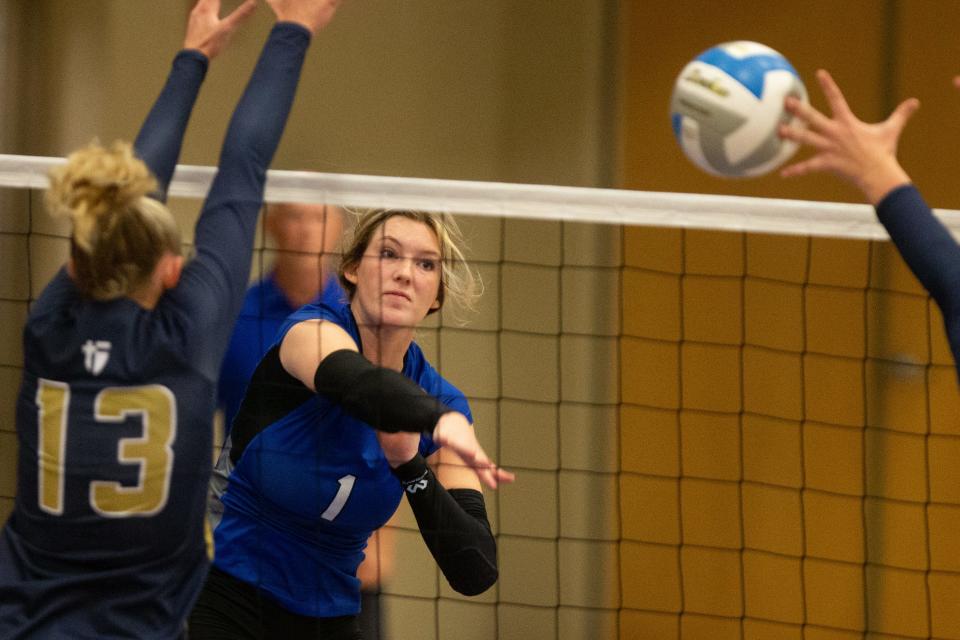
{"left": 183, "top": 0, "right": 258, "bottom": 60}
{"left": 431, "top": 412, "right": 515, "bottom": 490}
{"left": 266, "top": 0, "right": 341, "bottom": 35}
{"left": 778, "top": 69, "right": 919, "bottom": 205}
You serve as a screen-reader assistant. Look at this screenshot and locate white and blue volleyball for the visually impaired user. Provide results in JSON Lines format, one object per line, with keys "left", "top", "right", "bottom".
{"left": 670, "top": 41, "right": 807, "bottom": 178}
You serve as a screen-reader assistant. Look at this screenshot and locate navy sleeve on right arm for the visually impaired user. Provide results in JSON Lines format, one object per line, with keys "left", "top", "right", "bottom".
{"left": 875, "top": 185, "right": 960, "bottom": 317}
{"left": 169, "top": 23, "right": 312, "bottom": 378}
{"left": 133, "top": 50, "right": 209, "bottom": 202}
{"left": 201, "top": 23, "right": 311, "bottom": 213}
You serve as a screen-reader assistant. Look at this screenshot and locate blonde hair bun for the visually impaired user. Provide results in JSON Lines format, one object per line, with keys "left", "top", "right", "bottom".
{"left": 46, "top": 140, "right": 158, "bottom": 252}
{"left": 45, "top": 139, "right": 181, "bottom": 301}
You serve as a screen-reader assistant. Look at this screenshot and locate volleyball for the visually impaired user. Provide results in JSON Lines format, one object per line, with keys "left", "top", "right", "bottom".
{"left": 669, "top": 41, "right": 808, "bottom": 178}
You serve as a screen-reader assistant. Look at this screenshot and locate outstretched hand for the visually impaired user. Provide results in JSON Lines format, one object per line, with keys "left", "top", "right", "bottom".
{"left": 184, "top": 0, "right": 258, "bottom": 60}
{"left": 267, "top": 0, "right": 341, "bottom": 35}
{"left": 778, "top": 69, "right": 918, "bottom": 205}
{"left": 431, "top": 413, "right": 515, "bottom": 490}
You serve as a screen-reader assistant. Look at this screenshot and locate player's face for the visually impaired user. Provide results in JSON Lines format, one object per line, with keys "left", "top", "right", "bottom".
{"left": 346, "top": 216, "right": 442, "bottom": 329}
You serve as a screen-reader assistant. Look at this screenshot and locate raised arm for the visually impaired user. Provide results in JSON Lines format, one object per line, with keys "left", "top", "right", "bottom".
{"left": 134, "top": 0, "right": 257, "bottom": 200}
{"left": 202, "top": 0, "right": 340, "bottom": 210}
{"left": 190, "top": 0, "right": 341, "bottom": 290}
{"left": 171, "top": 1, "right": 341, "bottom": 378}
{"left": 779, "top": 69, "right": 960, "bottom": 313}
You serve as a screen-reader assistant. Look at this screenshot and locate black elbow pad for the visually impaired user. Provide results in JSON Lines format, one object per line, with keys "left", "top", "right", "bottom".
{"left": 314, "top": 349, "right": 450, "bottom": 433}
{"left": 392, "top": 456, "right": 499, "bottom": 595}
{"left": 441, "top": 545, "right": 498, "bottom": 596}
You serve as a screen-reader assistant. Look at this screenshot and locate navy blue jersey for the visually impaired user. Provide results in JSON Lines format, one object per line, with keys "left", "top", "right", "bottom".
{"left": 0, "top": 24, "right": 312, "bottom": 640}
{"left": 208, "top": 297, "right": 471, "bottom": 618}
{"left": 218, "top": 276, "right": 344, "bottom": 429}
{"left": 876, "top": 185, "right": 960, "bottom": 376}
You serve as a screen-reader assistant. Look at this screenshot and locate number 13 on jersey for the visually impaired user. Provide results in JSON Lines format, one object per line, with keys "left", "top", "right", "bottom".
{"left": 36, "top": 378, "right": 177, "bottom": 518}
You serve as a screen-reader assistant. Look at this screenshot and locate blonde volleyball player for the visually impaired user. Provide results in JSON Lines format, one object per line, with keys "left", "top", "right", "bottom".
{"left": 192, "top": 209, "right": 514, "bottom": 639}
{"left": 0, "top": 1, "right": 340, "bottom": 637}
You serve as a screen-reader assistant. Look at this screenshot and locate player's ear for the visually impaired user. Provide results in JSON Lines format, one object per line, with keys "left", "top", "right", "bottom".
{"left": 343, "top": 263, "right": 359, "bottom": 286}
{"left": 160, "top": 253, "right": 184, "bottom": 290}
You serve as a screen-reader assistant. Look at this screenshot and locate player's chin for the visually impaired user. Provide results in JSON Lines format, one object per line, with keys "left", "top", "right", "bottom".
{"left": 377, "top": 310, "right": 420, "bottom": 330}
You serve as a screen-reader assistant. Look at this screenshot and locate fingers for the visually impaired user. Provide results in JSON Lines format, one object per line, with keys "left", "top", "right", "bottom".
{"left": 472, "top": 457, "right": 515, "bottom": 490}
{"left": 495, "top": 467, "right": 516, "bottom": 484}
{"left": 779, "top": 155, "right": 830, "bottom": 179}
{"left": 478, "top": 467, "right": 498, "bottom": 490}
{"left": 266, "top": 0, "right": 342, "bottom": 35}
{"left": 448, "top": 442, "right": 514, "bottom": 489}
{"left": 886, "top": 97, "right": 920, "bottom": 133}
{"left": 474, "top": 463, "right": 516, "bottom": 490}
{"left": 184, "top": 0, "right": 256, "bottom": 58}
{"left": 784, "top": 95, "right": 833, "bottom": 133}
{"left": 432, "top": 414, "right": 513, "bottom": 489}
{"left": 192, "top": 0, "right": 219, "bottom": 14}
{"left": 222, "top": 0, "right": 258, "bottom": 29}
{"left": 816, "top": 69, "right": 855, "bottom": 119}
{"left": 778, "top": 122, "right": 831, "bottom": 150}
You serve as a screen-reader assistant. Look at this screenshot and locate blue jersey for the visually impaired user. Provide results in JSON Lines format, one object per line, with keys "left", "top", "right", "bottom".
{"left": 218, "top": 275, "right": 344, "bottom": 430}
{"left": 876, "top": 185, "right": 960, "bottom": 376}
{"left": 0, "top": 24, "right": 312, "bottom": 640}
{"left": 209, "top": 297, "right": 471, "bottom": 618}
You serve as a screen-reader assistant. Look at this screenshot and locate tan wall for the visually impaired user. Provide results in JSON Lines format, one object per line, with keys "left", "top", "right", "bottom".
{"left": 7, "top": 0, "right": 614, "bottom": 187}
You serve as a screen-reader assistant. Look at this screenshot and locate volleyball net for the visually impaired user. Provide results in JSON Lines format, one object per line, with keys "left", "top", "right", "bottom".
{"left": 2, "top": 153, "right": 960, "bottom": 639}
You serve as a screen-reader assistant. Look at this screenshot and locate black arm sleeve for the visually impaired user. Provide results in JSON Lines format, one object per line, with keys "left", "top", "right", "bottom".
{"left": 391, "top": 455, "right": 498, "bottom": 596}
{"left": 133, "top": 50, "right": 209, "bottom": 202}
{"left": 313, "top": 349, "right": 452, "bottom": 433}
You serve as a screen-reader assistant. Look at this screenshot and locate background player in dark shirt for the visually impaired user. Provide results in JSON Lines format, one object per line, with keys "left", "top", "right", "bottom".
{"left": 218, "top": 202, "right": 345, "bottom": 430}
{"left": 0, "top": 1, "right": 341, "bottom": 638}
{"left": 778, "top": 70, "right": 960, "bottom": 373}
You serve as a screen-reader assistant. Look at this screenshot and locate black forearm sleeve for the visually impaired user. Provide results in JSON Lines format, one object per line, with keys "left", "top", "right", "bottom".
{"left": 391, "top": 455, "right": 498, "bottom": 596}
{"left": 314, "top": 349, "right": 451, "bottom": 433}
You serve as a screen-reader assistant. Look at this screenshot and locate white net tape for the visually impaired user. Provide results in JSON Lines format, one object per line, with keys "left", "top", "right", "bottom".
{"left": 3, "top": 152, "right": 960, "bottom": 240}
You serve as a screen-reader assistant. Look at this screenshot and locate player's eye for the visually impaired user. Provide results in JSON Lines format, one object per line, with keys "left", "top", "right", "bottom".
{"left": 417, "top": 259, "right": 438, "bottom": 271}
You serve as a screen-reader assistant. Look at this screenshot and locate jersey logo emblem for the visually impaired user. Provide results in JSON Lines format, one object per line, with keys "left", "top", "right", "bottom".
{"left": 82, "top": 340, "right": 112, "bottom": 376}
{"left": 404, "top": 477, "right": 429, "bottom": 494}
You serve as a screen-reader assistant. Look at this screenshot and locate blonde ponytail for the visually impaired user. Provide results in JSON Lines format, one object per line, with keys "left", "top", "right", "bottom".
{"left": 46, "top": 141, "right": 181, "bottom": 300}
